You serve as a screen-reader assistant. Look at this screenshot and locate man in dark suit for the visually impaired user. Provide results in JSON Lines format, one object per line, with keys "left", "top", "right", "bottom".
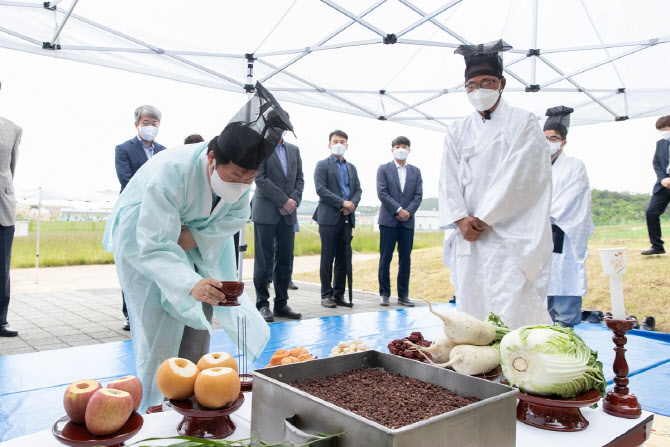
{"left": 642, "top": 115, "right": 670, "bottom": 255}
{"left": 115, "top": 105, "right": 167, "bottom": 329}
{"left": 314, "top": 130, "right": 362, "bottom": 308}
{"left": 252, "top": 135, "right": 304, "bottom": 322}
{"left": 376, "top": 136, "right": 423, "bottom": 307}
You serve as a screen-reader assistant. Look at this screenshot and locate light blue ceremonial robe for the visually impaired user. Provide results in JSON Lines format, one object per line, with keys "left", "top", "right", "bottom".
{"left": 103, "top": 142, "right": 270, "bottom": 411}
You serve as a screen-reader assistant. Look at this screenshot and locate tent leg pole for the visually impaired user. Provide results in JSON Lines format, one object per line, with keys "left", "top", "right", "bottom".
{"left": 35, "top": 187, "right": 41, "bottom": 284}
{"left": 237, "top": 54, "right": 255, "bottom": 282}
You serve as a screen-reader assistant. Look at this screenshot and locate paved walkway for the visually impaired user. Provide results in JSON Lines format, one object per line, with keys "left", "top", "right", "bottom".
{"left": 0, "top": 253, "right": 423, "bottom": 356}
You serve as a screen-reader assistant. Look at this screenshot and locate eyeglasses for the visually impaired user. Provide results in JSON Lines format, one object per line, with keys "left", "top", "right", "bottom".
{"left": 465, "top": 78, "right": 500, "bottom": 93}
{"left": 546, "top": 136, "right": 564, "bottom": 142}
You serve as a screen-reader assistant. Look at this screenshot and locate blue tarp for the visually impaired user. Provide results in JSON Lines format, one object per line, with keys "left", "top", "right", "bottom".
{"left": 1, "top": 305, "right": 669, "bottom": 442}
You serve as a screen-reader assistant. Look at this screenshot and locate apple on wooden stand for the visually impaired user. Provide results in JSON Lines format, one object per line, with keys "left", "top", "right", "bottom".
{"left": 107, "top": 375, "right": 143, "bottom": 412}
{"left": 63, "top": 379, "right": 102, "bottom": 424}
{"left": 84, "top": 388, "right": 134, "bottom": 436}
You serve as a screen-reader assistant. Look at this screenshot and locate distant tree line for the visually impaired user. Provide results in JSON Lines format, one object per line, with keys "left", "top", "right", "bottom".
{"left": 299, "top": 190, "right": 668, "bottom": 226}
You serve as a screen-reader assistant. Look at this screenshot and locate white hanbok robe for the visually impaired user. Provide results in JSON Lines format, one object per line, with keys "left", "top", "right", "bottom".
{"left": 103, "top": 142, "right": 270, "bottom": 411}
{"left": 547, "top": 152, "right": 594, "bottom": 297}
{"left": 439, "top": 99, "right": 553, "bottom": 329}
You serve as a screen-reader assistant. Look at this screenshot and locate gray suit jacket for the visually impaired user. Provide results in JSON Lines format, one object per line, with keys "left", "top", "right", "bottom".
{"left": 377, "top": 161, "right": 423, "bottom": 229}
{"left": 252, "top": 142, "right": 304, "bottom": 226}
{"left": 313, "top": 155, "right": 362, "bottom": 228}
{"left": 0, "top": 117, "right": 21, "bottom": 226}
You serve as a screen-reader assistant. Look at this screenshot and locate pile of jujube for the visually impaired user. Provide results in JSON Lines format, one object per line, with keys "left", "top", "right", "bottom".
{"left": 387, "top": 331, "right": 432, "bottom": 362}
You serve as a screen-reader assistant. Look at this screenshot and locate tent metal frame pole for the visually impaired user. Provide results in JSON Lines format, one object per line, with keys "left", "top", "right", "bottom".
{"left": 49, "top": 0, "right": 78, "bottom": 45}
{"left": 530, "top": 0, "right": 538, "bottom": 85}
{"left": 540, "top": 41, "right": 662, "bottom": 89}
{"left": 63, "top": 10, "right": 245, "bottom": 87}
{"left": 256, "top": 58, "right": 379, "bottom": 118}
{"left": 260, "top": 0, "right": 386, "bottom": 82}
{"left": 385, "top": 90, "right": 447, "bottom": 118}
{"left": 320, "top": 0, "right": 387, "bottom": 38}
{"left": 395, "top": 0, "right": 461, "bottom": 38}
{"left": 538, "top": 55, "right": 619, "bottom": 118}
{"left": 540, "top": 37, "right": 669, "bottom": 53}
{"left": 629, "top": 104, "right": 670, "bottom": 119}
{"left": 397, "top": 0, "right": 530, "bottom": 87}
{"left": 0, "top": 26, "right": 42, "bottom": 45}
{"left": 256, "top": 39, "right": 380, "bottom": 58}
{"left": 35, "top": 186, "right": 41, "bottom": 284}
{"left": 237, "top": 56, "right": 255, "bottom": 282}
{"left": 385, "top": 92, "right": 448, "bottom": 128}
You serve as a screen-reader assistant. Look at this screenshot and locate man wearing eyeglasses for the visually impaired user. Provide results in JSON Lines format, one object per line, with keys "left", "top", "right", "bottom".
{"left": 439, "top": 40, "right": 553, "bottom": 329}
{"left": 543, "top": 106, "right": 594, "bottom": 327}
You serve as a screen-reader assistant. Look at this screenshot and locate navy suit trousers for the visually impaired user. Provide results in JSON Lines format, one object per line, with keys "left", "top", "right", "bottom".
{"left": 646, "top": 188, "right": 670, "bottom": 249}
{"left": 0, "top": 224, "right": 14, "bottom": 325}
{"left": 378, "top": 224, "right": 414, "bottom": 299}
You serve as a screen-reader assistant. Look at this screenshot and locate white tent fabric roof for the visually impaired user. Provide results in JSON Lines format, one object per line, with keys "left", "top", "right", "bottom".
{"left": 1, "top": 0, "right": 669, "bottom": 131}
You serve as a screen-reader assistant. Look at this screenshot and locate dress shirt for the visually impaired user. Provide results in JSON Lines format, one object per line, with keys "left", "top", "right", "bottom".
{"left": 395, "top": 160, "right": 407, "bottom": 214}
{"left": 138, "top": 136, "right": 155, "bottom": 160}
{"left": 275, "top": 142, "right": 288, "bottom": 176}
{"left": 333, "top": 155, "right": 350, "bottom": 201}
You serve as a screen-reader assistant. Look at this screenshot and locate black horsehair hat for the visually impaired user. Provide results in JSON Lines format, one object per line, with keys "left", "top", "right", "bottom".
{"left": 454, "top": 39, "right": 512, "bottom": 82}
{"left": 216, "top": 82, "right": 294, "bottom": 170}
{"left": 544, "top": 106, "right": 574, "bottom": 139}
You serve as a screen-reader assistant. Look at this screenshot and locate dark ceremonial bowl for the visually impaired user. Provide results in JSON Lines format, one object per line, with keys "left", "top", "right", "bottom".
{"left": 169, "top": 392, "right": 245, "bottom": 439}
{"left": 52, "top": 412, "right": 143, "bottom": 447}
{"left": 515, "top": 388, "right": 602, "bottom": 431}
{"left": 218, "top": 281, "right": 244, "bottom": 306}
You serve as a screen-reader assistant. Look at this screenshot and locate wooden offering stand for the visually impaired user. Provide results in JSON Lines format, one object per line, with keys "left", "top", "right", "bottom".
{"left": 603, "top": 317, "right": 642, "bottom": 419}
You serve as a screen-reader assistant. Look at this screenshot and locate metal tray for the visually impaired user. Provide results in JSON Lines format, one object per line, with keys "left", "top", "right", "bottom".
{"left": 251, "top": 350, "right": 517, "bottom": 446}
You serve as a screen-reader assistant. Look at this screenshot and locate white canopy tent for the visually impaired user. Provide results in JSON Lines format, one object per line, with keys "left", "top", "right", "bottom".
{"left": 1, "top": 0, "right": 669, "bottom": 131}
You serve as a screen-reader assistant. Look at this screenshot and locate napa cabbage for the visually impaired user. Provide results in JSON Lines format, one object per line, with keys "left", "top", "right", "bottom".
{"left": 500, "top": 325, "right": 606, "bottom": 398}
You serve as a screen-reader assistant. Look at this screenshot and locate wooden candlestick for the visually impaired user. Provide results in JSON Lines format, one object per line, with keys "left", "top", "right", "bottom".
{"left": 603, "top": 317, "right": 642, "bottom": 418}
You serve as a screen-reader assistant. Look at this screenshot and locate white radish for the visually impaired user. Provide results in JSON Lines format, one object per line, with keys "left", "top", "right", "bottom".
{"left": 428, "top": 345, "right": 500, "bottom": 376}
{"left": 405, "top": 333, "right": 457, "bottom": 363}
{"left": 422, "top": 299, "right": 495, "bottom": 346}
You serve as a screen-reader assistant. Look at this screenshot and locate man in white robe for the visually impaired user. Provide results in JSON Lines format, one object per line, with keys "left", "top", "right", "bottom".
{"left": 103, "top": 83, "right": 292, "bottom": 410}
{"left": 439, "top": 40, "right": 553, "bottom": 329}
{"left": 544, "top": 106, "right": 594, "bottom": 327}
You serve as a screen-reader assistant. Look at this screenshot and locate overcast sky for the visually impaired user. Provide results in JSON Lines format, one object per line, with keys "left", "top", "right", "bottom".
{"left": 0, "top": 45, "right": 662, "bottom": 207}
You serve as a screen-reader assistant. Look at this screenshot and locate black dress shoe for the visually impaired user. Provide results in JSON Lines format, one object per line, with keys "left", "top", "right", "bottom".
{"left": 333, "top": 297, "right": 353, "bottom": 308}
{"left": 288, "top": 280, "right": 299, "bottom": 290}
{"left": 641, "top": 247, "right": 665, "bottom": 255}
{"left": 449, "top": 295, "right": 456, "bottom": 303}
{"left": 259, "top": 307, "right": 274, "bottom": 322}
{"left": 640, "top": 316, "right": 656, "bottom": 331}
{"left": 397, "top": 297, "right": 415, "bottom": 307}
{"left": 122, "top": 318, "right": 130, "bottom": 331}
{"left": 0, "top": 324, "right": 18, "bottom": 337}
{"left": 321, "top": 298, "right": 337, "bottom": 308}
{"left": 380, "top": 296, "right": 389, "bottom": 306}
{"left": 274, "top": 305, "right": 302, "bottom": 319}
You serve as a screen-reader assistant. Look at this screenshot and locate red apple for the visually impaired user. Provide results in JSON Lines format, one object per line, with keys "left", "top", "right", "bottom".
{"left": 84, "top": 388, "right": 133, "bottom": 436}
{"left": 107, "top": 375, "right": 143, "bottom": 411}
{"left": 63, "top": 379, "right": 102, "bottom": 424}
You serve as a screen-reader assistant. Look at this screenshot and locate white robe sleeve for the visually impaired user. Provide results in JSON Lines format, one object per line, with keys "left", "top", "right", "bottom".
{"left": 551, "top": 158, "right": 594, "bottom": 264}
{"left": 135, "top": 183, "right": 208, "bottom": 330}
{"left": 439, "top": 128, "right": 469, "bottom": 229}
{"left": 474, "top": 114, "right": 553, "bottom": 282}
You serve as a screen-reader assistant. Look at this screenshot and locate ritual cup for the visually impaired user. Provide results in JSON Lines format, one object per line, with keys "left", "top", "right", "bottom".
{"left": 217, "top": 281, "right": 244, "bottom": 307}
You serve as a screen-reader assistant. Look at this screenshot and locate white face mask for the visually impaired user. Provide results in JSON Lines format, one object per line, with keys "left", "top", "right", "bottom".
{"left": 210, "top": 167, "right": 250, "bottom": 204}
{"left": 393, "top": 148, "right": 409, "bottom": 160}
{"left": 548, "top": 140, "right": 563, "bottom": 155}
{"left": 138, "top": 125, "right": 159, "bottom": 141}
{"left": 467, "top": 87, "right": 500, "bottom": 112}
{"left": 661, "top": 130, "right": 670, "bottom": 140}
{"left": 330, "top": 143, "right": 347, "bottom": 156}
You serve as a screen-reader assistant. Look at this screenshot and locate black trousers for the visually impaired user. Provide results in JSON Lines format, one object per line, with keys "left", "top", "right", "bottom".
{"left": 646, "top": 188, "right": 670, "bottom": 249}
{"left": 0, "top": 224, "right": 14, "bottom": 326}
{"left": 318, "top": 215, "right": 348, "bottom": 299}
{"left": 378, "top": 224, "right": 414, "bottom": 298}
{"left": 253, "top": 221, "right": 294, "bottom": 310}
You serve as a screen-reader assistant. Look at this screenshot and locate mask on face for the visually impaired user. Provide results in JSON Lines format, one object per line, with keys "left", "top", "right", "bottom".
{"left": 661, "top": 130, "right": 670, "bottom": 140}
{"left": 210, "top": 168, "right": 250, "bottom": 204}
{"left": 330, "top": 143, "right": 347, "bottom": 156}
{"left": 393, "top": 148, "right": 409, "bottom": 160}
{"left": 138, "top": 125, "right": 159, "bottom": 142}
{"left": 548, "top": 140, "right": 563, "bottom": 155}
{"left": 467, "top": 87, "right": 500, "bottom": 112}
